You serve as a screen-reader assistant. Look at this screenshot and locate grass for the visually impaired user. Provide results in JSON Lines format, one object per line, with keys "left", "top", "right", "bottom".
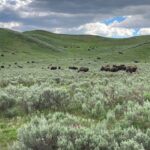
{"left": 0, "top": 28, "right": 150, "bottom": 63}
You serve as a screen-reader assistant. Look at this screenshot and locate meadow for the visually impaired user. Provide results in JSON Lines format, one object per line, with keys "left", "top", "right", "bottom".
{"left": 0, "top": 28, "right": 150, "bottom": 150}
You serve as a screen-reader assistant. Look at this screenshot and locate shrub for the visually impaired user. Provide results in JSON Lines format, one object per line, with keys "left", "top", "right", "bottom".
{"left": 11, "top": 113, "right": 111, "bottom": 150}
{"left": 118, "top": 139, "right": 145, "bottom": 150}
{"left": 123, "top": 101, "right": 150, "bottom": 129}
{"left": 39, "top": 88, "right": 70, "bottom": 110}
{"left": 12, "top": 113, "right": 150, "bottom": 150}
{"left": 0, "top": 91, "right": 15, "bottom": 111}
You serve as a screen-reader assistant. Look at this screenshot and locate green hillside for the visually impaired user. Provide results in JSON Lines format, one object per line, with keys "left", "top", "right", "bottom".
{"left": 0, "top": 28, "right": 150, "bottom": 63}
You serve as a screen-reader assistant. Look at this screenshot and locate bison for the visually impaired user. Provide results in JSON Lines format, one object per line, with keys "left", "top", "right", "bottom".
{"left": 97, "top": 57, "right": 101, "bottom": 60}
{"left": 118, "top": 52, "right": 123, "bottom": 55}
{"left": 101, "top": 64, "right": 137, "bottom": 73}
{"left": 18, "top": 65, "right": 23, "bottom": 68}
{"left": 126, "top": 66, "right": 137, "bottom": 73}
{"left": 50, "top": 66, "right": 57, "bottom": 70}
{"left": 69, "top": 66, "right": 78, "bottom": 70}
{"left": 78, "top": 67, "right": 89, "bottom": 72}
{"left": 134, "top": 60, "right": 139, "bottom": 63}
{"left": 101, "top": 65, "right": 111, "bottom": 72}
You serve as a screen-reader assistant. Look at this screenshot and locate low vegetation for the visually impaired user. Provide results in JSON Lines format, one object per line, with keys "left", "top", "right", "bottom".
{"left": 0, "top": 29, "right": 150, "bottom": 149}
{"left": 0, "top": 63, "right": 150, "bottom": 150}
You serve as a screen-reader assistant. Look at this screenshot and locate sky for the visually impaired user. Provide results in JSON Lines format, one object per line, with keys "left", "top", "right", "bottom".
{"left": 0, "top": 0, "right": 150, "bottom": 38}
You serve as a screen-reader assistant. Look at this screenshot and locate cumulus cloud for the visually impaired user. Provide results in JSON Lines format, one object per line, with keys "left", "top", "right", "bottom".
{"left": 0, "top": 21, "right": 22, "bottom": 29}
{"left": 53, "top": 22, "right": 135, "bottom": 38}
{"left": 0, "top": 0, "right": 32, "bottom": 10}
{"left": 138, "top": 28, "right": 150, "bottom": 35}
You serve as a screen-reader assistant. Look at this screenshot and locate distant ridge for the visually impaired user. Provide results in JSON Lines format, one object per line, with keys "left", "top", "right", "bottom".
{"left": 0, "top": 28, "right": 150, "bottom": 62}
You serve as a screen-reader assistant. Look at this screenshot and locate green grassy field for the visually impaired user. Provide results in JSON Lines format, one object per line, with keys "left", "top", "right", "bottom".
{"left": 0, "top": 28, "right": 150, "bottom": 150}
{"left": 1, "top": 28, "right": 150, "bottom": 64}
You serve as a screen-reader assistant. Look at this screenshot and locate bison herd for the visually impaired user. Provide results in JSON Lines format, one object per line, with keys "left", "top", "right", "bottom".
{"left": 47, "top": 64, "right": 137, "bottom": 73}
{"left": 101, "top": 64, "right": 137, "bottom": 73}
{"left": 0, "top": 63, "right": 137, "bottom": 73}
{"left": 0, "top": 59, "right": 137, "bottom": 74}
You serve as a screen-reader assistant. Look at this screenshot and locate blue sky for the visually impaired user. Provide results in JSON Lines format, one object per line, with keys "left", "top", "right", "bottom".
{"left": 0, "top": 0, "right": 150, "bottom": 38}
{"left": 103, "top": 16, "right": 127, "bottom": 25}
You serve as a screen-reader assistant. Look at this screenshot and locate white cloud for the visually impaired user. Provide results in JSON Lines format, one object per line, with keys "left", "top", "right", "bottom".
{"left": 53, "top": 22, "right": 135, "bottom": 38}
{"left": 19, "top": 10, "right": 90, "bottom": 18}
{"left": 0, "top": 0, "right": 32, "bottom": 10}
{"left": 0, "top": 22, "right": 22, "bottom": 29}
{"left": 20, "top": 11, "right": 50, "bottom": 18}
{"left": 138, "top": 28, "right": 150, "bottom": 35}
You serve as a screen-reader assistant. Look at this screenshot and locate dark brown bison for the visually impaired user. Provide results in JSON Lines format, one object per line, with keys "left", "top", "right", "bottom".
{"left": 118, "top": 52, "right": 123, "bottom": 55}
{"left": 50, "top": 66, "right": 57, "bottom": 70}
{"left": 101, "top": 65, "right": 111, "bottom": 72}
{"left": 134, "top": 60, "right": 139, "bottom": 63}
{"left": 97, "top": 57, "right": 101, "bottom": 60}
{"left": 78, "top": 67, "right": 89, "bottom": 72}
{"left": 1, "top": 65, "right": 4, "bottom": 68}
{"left": 18, "top": 65, "right": 23, "bottom": 68}
{"left": 126, "top": 66, "right": 137, "bottom": 73}
{"left": 115, "top": 65, "right": 126, "bottom": 71}
{"left": 69, "top": 66, "right": 78, "bottom": 70}
{"left": 1, "top": 54, "right": 4, "bottom": 57}
{"left": 101, "top": 64, "right": 137, "bottom": 73}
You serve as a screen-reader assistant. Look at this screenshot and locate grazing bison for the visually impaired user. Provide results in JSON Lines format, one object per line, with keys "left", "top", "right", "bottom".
{"left": 101, "top": 65, "right": 111, "bottom": 72}
{"left": 1, "top": 65, "right": 4, "bottom": 68}
{"left": 1, "top": 54, "right": 4, "bottom": 57}
{"left": 126, "top": 66, "right": 137, "bottom": 73}
{"left": 118, "top": 52, "right": 123, "bottom": 55}
{"left": 69, "top": 66, "right": 78, "bottom": 70}
{"left": 78, "top": 67, "right": 89, "bottom": 72}
{"left": 50, "top": 66, "right": 57, "bottom": 70}
{"left": 18, "top": 65, "right": 23, "bottom": 68}
{"left": 115, "top": 64, "right": 126, "bottom": 71}
{"left": 134, "top": 60, "right": 139, "bottom": 63}
{"left": 101, "top": 64, "right": 137, "bottom": 73}
{"left": 97, "top": 57, "right": 101, "bottom": 60}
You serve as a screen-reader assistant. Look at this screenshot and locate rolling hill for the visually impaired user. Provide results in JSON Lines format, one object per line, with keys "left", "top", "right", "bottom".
{"left": 0, "top": 28, "right": 150, "bottom": 63}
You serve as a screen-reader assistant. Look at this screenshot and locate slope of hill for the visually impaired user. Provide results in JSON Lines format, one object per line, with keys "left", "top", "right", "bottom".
{"left": 0, "top": 28, "right": 150, "bottom": 62}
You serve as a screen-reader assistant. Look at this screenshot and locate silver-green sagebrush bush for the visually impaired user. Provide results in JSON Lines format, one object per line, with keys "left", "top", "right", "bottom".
{"left": 0, "top": 91, "right": 15, "bottom": 111}
{"left": 11, "top": 113, "right": 150, "bottom": 150}
{"left": 0, "top": 65, "right": 150, "bottom": 149}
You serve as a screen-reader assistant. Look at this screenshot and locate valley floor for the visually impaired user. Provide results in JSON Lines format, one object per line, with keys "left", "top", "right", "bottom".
{"left": 0, "top": 61, "right": 150, "bottom": 150}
